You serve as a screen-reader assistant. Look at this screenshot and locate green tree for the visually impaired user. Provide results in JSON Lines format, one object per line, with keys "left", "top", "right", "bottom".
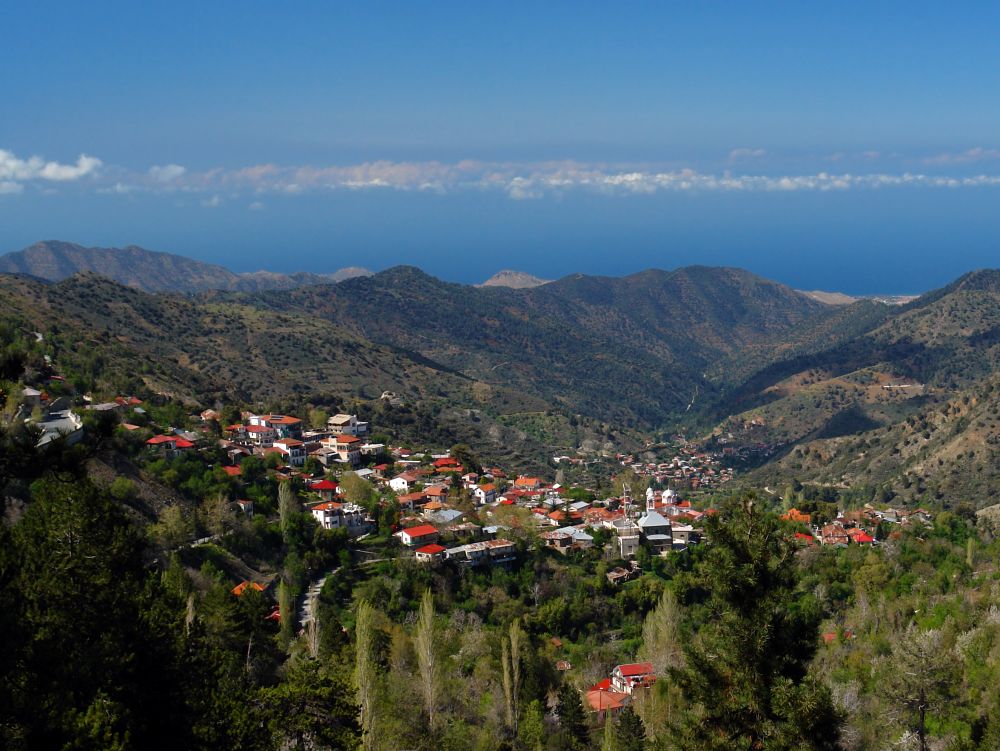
{"left": 355, "top": 600, "right": 380, "bottom": 750}
{"left": 668, "top": 494, "right": 841, "bottom": 750}
{"left": 884, "top": 624, "right": 960, "bottom": 751}
{"left": 555, "top": 682, "right": 589, "bottom": 750}
{"left": 258, "top": 658, "right": 360, "bottom": 749}
{"left": 278, "top": 481, "right": 300, "bottom": 539}
{"left": 415, "top": 589, "right": 440, "bottom": 731}
{"left": 614, "top": 707, "right": 646, "bottom": 751}
{"left": 341, "top": 471, "right": 378, "bottom": 511}
{"left": 518, "top": 699, "right": 546, "bottom": 751}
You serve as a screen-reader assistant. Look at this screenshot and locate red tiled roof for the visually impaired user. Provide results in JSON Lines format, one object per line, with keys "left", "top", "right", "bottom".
{"left": 263, "top": 414, "right": 301, "bottom": 425}
{"left": 416, "top": 543, "right": 446, "bottom": 555}
{"left": 586, "top": 689, "right": 629, "bottom": 712}
{"left": 232, "top": 581, "right": 266, "bottom": 596}
{"left": 311, "top": 479, "right": 339, "bottom": 491}
{"left": 401, "top": 524, "right": 438, "bottom": 538}
{"left": 312, "top": 501, "right": 343, "bottom": 511}
{"left": 616, "top": 662, "right": 654, "bottom": 677}
{"left": 146, "top": 434, "right": 177, "bottom": 445}
{"left": 222, "top": 466, "right": 242, "bottom": 477}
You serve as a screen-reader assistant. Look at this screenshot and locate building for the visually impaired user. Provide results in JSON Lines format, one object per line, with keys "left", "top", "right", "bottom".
{"left": 326, "top": 413, "right": 370, "bottom": 437}
{"left": 397, "top": 524, "right": 440, "bottom": 547}
{"left": 473, "top": 483, "right": 497, "bottom": 505}
{"left": 445, "top": 538, "right": 517, "bottom": 566}
{"left": 415, "top": 543, "right": 446, "bottom": 562}
{"left": 638, "top": 511, "right": 673, "bottom": 556}
{"left": 145, "top": 434, "right": 196, "bottom": 458}
{"left": 310, "top": 502, "right": 369, "bottom": 534}
{"left": 248, "top": 414, "right": 303, "bottom": 439}
{"left": 309, "top": 479, "right": 339, "bottom": 502}
{"left": 610, "top": 663, "right": 656, "bottom": 695}
{"left": 272, "top": 438, "right": 306, "bottom": 467}
{"left": 586, "top": 679, "right": 631, "bottom": 723}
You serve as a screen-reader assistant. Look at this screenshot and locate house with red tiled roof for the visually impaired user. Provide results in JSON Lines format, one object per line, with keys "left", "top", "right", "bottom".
{"left": 145, "top": 434, "right": 195, "bottom": 458}
{"left": 310, "top": 479, "right": 339, "bottom": 502}
{"left": 397, "top": 491, "right": 428, "bottom": 510}
{"left": 514, "top": 476, "right": 541, "bottom": 491}
{"left": 610, "top": 662, "right": 656, "bottom": 695}
{"left": 415, "top": 543, "right": 446, "bottom": 562}
{"left": 396, "top": 524, "right": 440, "bottom": 547}
{"left": 849, "top": 529, "right": 875, "bottom": 545}
{"left": 473, "top": 483, "right": 497, "bottom": 505}
{"left": 390, "top": 471, "right": 422, "bottom": 494}
{"left": 273, "top": 438, "right": 306, "bottom": 467}
{"left": 794, "top": 532, "right": 815, "bottom": 546}
{"left": 820, "top": 523, "right": 850, "bottom": 546}
{"left": 248, "top": 413, "right": 303, "bottom": 439}
{"left": 586, "top": 680, "right": 630, "bottom": 722}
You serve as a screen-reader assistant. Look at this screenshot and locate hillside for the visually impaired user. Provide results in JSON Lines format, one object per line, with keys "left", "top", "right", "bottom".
{"left": 760, "top": 374, "right": 1000, "bottom": 507}
{"left": 708, "top": 271, "right": 1000, "bottom": 440}
{"left": 479, "top": 270, "right": 552, "bottom": 288}
{"left": 259, "top": 264, "right": 838, "bottom": 427}
{"left": 0, "top": 241, "right": 371, "bottom": 293}
{"left": 0, "top": 273, "right": 630, "bottom": 471}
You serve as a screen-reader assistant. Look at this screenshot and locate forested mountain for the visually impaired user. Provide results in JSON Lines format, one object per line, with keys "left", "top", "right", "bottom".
{"left": 261, "top": 264, "right": 838, "bottom": 426}
{"left": 9, "top": 254, "right": 1000, "bottom": 500}
{"left": 0, "top": 241, "right": 371, "bottom": 293}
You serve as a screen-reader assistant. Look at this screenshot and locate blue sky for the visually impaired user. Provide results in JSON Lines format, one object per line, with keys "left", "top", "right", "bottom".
{"left": 3, "top": 2, "right": 1000, "bottom": 293}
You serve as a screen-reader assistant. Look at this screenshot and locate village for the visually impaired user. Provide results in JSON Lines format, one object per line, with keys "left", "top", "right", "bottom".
{"left": 17, "top": 389, "right": 942, "bottom": 724}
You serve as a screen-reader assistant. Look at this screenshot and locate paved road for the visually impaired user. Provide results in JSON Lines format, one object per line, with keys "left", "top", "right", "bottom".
{"left": 298, "top": 567, "right": 339, "bottom": 627}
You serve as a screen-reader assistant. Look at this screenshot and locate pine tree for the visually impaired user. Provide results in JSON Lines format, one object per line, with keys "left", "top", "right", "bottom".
{"left": 885, "top": 624, "right": 959, "bottom": 751}
{"left": 668, "top": 494, "right": 841, "bottom": 750}
{"left": 614, "top": 707, "right": 646, "bottom": 751}
{"left": 556, "top": 682, "right": 589, "bottom": 750}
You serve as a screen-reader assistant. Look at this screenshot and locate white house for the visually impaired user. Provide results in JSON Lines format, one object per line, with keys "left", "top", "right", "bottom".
{"left": 326, "top": 413, "right": 370, "bottom": 437}
{"left": 311, "top": 502, "right": 369, "bottom": 534}
{"left": 473, "top": 483, "right": 497, "bottom": 506}
{"left": 273, "top": 438, "right": 306, "bottom": 467}
{"left": 397, "top": 524, "right": 440, "bottom": 547}
{"left": 610, "top": 663, "right": 656, "bottom": 695}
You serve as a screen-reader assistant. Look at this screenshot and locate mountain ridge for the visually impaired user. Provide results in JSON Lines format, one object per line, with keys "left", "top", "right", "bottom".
{"left": 0, "top": 241, "right": 372, "bottom": 293}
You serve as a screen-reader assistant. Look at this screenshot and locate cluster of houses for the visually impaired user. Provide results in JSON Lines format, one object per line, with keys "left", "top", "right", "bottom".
{"left": 619, "top": 445, "right": 734, "bottom": 489}
{"left": 219, "top": 412, "right": 383, "bottom": 469}
{"left": 782, "top": 505, "right": 933, "bottom": 547}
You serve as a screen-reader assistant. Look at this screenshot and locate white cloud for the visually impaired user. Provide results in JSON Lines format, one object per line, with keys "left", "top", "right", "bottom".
{"left": 0, "top": 149, "right": 102, "bottom": 188}
{"left": 201, "top": 194, "right": 221, "bottom": 208}
{"left": 249, "top": 201, "right": 264, "bottom": 211}
{"left": 149, "top": 163, "right": 187, "bottom": 182}
{"left": 924, "top": 147, "right": 1000, "bottom": 165}
{"left": 729, "top": 148, "right": 766, "bottom": 161}
{"left": 0, "top": 180, "right": 23, "bottom": 194}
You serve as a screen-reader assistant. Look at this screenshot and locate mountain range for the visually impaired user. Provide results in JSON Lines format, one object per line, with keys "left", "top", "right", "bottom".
{"left": 5, "top": 240, "right": 1000, "bottom": 503}
{"left": 0, "top": 241, "right": 372, "bottom": 293}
